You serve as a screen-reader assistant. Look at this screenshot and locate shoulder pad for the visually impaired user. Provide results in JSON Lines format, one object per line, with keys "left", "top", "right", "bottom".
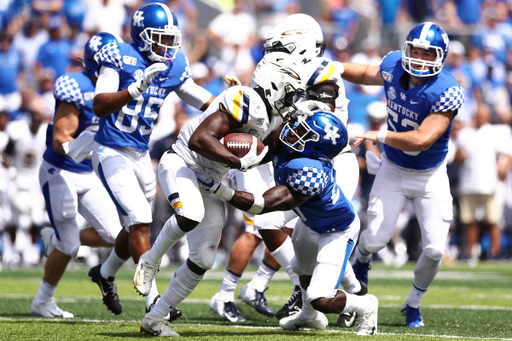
{"left": 54, "top": 74, "right": 85, "bottom": 108}
{"left": 305, "top": 57, "right": 342, "bottom": 87}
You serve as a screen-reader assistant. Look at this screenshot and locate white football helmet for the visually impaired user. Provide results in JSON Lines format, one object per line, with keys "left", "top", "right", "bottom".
{"left": 251, "top": 52, "right": 306, "bottom": 118}
{"left": 263, "top": 21, "right": 317, "bottom": 64}
{"left": 284, "top": 13, "right": 326, "bottom": 57}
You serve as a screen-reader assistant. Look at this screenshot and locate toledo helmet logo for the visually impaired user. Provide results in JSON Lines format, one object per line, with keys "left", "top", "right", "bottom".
{"left": 268, "top": 61, "right": 301, "bottom": 81}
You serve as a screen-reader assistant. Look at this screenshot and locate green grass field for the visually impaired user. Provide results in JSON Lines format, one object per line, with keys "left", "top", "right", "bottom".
{"left": 1, "top": 261, "right": 511, "bottom": 340}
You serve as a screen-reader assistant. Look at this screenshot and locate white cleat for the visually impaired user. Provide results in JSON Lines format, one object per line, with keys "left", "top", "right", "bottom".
{"left": 279, "top": 311, "right": 328, "bottom": 331}
{"left": 140, "top": 315, "right": 180, "bottom": 337}
{"left": 209, "top": 293, "right": 247, "bottom": 323}
{"left": 356, "top": 294, "right": 379, "bottom": 335}
{"left": 40, "top": 227, "right": 55, "bottom": 257}
{"left": 31, "top": 299, "right": 74, "bottom": 318}
{"left": 134, "top": 252, "right": 160, "bottom": 296}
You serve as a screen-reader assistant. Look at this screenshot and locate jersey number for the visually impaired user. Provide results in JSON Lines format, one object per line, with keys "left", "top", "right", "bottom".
{"left": 387, "top": 107, "right": 420, "bottom": 156}
{"left": 116, "top": 96, "right": 164, "bottom": 135}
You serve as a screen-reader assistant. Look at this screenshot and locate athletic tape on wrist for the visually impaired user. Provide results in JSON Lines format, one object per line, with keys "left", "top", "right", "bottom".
{"left": 213, "top": 183, "right": 235, "bottom": 201}
{"left": 128, "top": 83, "right": 142, "bottom": 98}
{"left": 377, "top": 130, "right": 389, "bottom": 144}
{"left": 247, "top": 195, "right": 265, "bottom": 215}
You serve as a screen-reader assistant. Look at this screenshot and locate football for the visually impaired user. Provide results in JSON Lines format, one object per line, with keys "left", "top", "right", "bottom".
{"left": 220, "top": 133, "right": 265, "bottom": 158}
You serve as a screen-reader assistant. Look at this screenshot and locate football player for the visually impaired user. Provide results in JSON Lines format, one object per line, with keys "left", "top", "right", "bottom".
{"left": 31, "top": 32, "right": 124, "bottom": 318}
{"left": 136, "top": 52, "right": 305, "bottom": 336}
{"left": 343, "top": 22, "right": 464, "bottom": 328}
{"left": 89, "top": 2, "right": 214, "bottom": 319}
{"left": 198, "top": 111, "right": 379, "bottom": 336}
{"left": 210, "top": 13, "right": 365, "bottom": 325}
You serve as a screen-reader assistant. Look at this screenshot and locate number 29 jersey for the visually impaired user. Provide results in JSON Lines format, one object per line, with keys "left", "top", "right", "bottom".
{"left": 94, "top": 42, "right": 190, "bottom": 151}
{"left": 272, "top": 151, "right": 356, "bottom": 234}
{"left": 380, "top": 50, "right": 464, "bottom": 170}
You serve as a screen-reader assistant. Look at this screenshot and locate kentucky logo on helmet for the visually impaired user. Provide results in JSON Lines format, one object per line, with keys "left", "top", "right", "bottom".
{"left": 88, "top": 36, "right": 103, "bottom": 52}
{"left": 133, "top": 11, "right": 144, "bottom": 27}
{"left": 323, "top": 123, "right": 340, "bottom": 144}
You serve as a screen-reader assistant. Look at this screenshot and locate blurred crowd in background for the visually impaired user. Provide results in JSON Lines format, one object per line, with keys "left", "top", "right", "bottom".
{"left": 1, "top": 0, "right": 512, "bottom": 270}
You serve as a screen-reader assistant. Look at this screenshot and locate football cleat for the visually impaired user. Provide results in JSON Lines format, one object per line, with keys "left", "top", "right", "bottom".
{"left": 337, "top": 311, "right": 357, "bottom": 328}
{"left": 140, "top": 315, "right": 180, "bottom": 337}
{"left": 31, "top": 299, "right": 74, "bottom": 318}
{"left": 275, "top": 285, "right": 302, "bottom": 320}
{"left": 134, "top": 251, "right": 160, "bottom": 296}
{"left": 238, "top": 285, "right": 275, "bottom": 317}
{"left": 401, "top": 304, "right": 425, "bottom": 328}
{"left": 279, "top": 311, "right": 328, "bottom": 331}
{"left": 146, "top": 295, "right": 183, "bottom": 322}
{"left": 356, "top": 294, "right": 379, "bottom": 335}
{"left": 209, "top": 293, "right": 247, "bottom": 323}
{"left": 352, "top": 260, "right": 371, "bottom": 286}
{"left": 88, "top": 264, "right": 122, "bottom": 315}
{"left": 40, "top": 227, "right": 56, "bottom": 257}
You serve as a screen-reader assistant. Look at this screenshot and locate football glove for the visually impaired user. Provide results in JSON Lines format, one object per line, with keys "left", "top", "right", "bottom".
{"left": 239, "top": 136, "right": 269, "bottom": 172}
{"left": 290, "top": 100, "right": 332, "bottom": 119}
{"left": 224, "top": 75, "right": 241, "bottom": 87}
{"left": 128, "top": 63, "right": 167, "bottom": 98}
{"left": 195, "top": 167, "right": 234, "bottom": 201}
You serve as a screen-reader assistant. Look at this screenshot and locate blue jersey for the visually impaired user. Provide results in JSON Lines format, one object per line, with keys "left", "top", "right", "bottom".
{"left": 94, "top": 42, "right": 190, "bottom": 151}
{"left": 273, "top": 151, "right": 356, "bottom": 234}
{"left": 43, "top": 72, "right": 99, "bottom": 172}
{"left": 380, "top": 51, "right": 464, "bottom": 170}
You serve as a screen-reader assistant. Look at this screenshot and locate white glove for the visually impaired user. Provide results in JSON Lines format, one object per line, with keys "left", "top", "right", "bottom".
{"left": 365, "top": 150, "right": 382, "bottom": 175}
{"left": 62, "top": 130, "right": 96, "bottom": 164}
{"left": 291, "top": 100, "right": 332, "bottom": 118}
{"left": 224, "top": 75, "right": 241, "bottom": 87}
{"left": 195, "top": 167, "right": 235, "bottom": 200}
{"left": 239, "top": 136, "right": 269, "bottom": 172}
{"left": 128, "top": 63, "right": 167, "bottom": 98}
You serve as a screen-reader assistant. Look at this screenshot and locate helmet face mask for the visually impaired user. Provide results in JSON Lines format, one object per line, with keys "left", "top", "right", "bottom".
{"left": 280, "top": 111, "right": 348, "bottom": 160}
{"left": 130, "top": 3, "right": 182, "bottom": 63}
{"left": 251, "top": 52, "right": 305, "bottom": 118}
{"left": 401, "top": 22, "right": 449, "bottom": 78}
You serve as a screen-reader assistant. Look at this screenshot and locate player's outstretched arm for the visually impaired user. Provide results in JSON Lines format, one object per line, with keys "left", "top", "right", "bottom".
{"left": 354, "top": 111, "right": 456, "bottom": 151}
{"left": 338, "top": 63, "right": 383, "bottom": 86}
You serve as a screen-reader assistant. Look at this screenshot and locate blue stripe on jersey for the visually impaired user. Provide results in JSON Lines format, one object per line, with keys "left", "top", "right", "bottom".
{"left": 335, "top": 238, "right": 355, "bottom": 289}
{"left": 41, "top": 181, "right": 60, "bottom": 241}
{"left": 97, "top": 162, "right": 128, "bottom": 216}
{"left": 307, "top": 60, "right": 329, "bottom": 86}
{"left": 241, "top": 92, "right": 250, "bottom": 124}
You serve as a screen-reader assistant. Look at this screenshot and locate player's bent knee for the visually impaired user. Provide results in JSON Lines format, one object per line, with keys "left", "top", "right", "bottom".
{"left": 424, "top": 246, "right": 443, "bottom": 261}
{"left": 190, "top": 245, "right": 218, "bottom": 270}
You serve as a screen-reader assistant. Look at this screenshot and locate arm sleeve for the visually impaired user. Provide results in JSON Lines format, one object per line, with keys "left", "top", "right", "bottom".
{"left": 174, "top": 77, "right": 213, "bottom": 110}
{"left": 94, "top": 66, "right": 121, "bottom": 96}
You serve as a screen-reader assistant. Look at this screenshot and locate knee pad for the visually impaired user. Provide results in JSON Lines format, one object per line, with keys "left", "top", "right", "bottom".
{"left": 190, "top": 244, "right": 217, "bottom": 270}
{"left": 358, "top": 230, "right": 385, "bottom": 254}
{"left": 423, "top": 246, "right": 443, "bottom": 261}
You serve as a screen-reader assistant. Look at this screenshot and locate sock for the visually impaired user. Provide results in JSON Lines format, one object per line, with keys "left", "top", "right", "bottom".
{"left": 270, "top": 237, "right": 300, "bottom": 286}
{"left": 34, "top": 279, "right": 56, "bottom": 304}
{"left": 299, "top": 287, "right": 318, "bottom": 321}
{"left": 404, "top": 282, "right": 427, "bottom": 309}
{"left": 355, "top": 244, "right": 372, "bottom": 263}
{"left": 247, "top": 261, "right": 278, "bottom": 292}
{"left": 100, "top": 249, "right": 126, "bottom": 279}
{"left": 341, "top": 290, "right": 373, "bottom": 315}
{"left": 147, "top": 215, "right": 186, "bottom": 265}
{"left": 217, "top": 268, "right": 241, "bottom": 302}
{"left": 341, "top": 264, "right": 361, "bottom": 294}
{"left": 149, "top": 262, "right": 204, "bottom": 319}
{"left": 146, "top": 278, "right": 159, "bottom": 309}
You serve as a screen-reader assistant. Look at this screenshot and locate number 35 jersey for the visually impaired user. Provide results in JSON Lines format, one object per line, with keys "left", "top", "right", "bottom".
{"left": 174, "top": 86, "right": 282, "bottom": 177}
{"left": 273, "top": 151, "right": 355, "bottom": 234}
{"left": 380, "top": 50, "right": 464, "bottom": 170}
{"left": 94, "top": 42, "right": 190, "bottom": 151}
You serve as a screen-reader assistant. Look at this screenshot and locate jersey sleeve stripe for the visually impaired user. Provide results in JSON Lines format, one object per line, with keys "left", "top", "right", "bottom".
{"left": 231, "top": 90, "right": 243, "bottom": 121}
{"left": 318, "top": 64, "right": 336, "bottom": 84}
{"left": 307, "top": 60, "right": 329, "bottom": 86}
{"left": 241, "top": 92, "right": 250, "bottom": 124}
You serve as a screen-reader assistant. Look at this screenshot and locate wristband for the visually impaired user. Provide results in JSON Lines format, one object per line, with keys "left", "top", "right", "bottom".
{"left": 247, "top": 195, "right": 265, "bottom": 215}
{"left": 377, "top": 130, "right": 389, "bottom": 144}
{"left": 213, "top": 183, "right": 235, "bottom": 201}
{"left": 128, "top": 83, "right": 142, "bottom": 99}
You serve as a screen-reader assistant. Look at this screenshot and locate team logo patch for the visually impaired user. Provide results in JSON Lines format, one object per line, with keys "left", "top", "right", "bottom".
{"left": 387, "top": 86, "right": 396, "bottom": 100}
{"left": 123, "top": 56, "right": 137, "bottom": 66}
{"left": 84, "top": 92, "right": 95, "bottom": 101}
{"left": 256, "top": 118, "right": 265, "bottom": 126}
{"left": 248, "top": 129, "right": 258, "bottom": 136}
{"left": 134, "top": 69, "right": 144, "bottom": 82}
{"left": 382, "top": 71, "right": 393, "bottom": 82}
{"left": 400, "top": 93, "right": 407, "bottom": 101}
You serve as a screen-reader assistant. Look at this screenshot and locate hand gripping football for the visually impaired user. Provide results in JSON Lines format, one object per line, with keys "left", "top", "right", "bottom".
{"left": 220, "top": 133, "right": 265, "bottom": 158}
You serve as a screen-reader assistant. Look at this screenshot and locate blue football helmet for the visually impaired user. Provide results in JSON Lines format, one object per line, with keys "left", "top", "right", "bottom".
{"left": 83, "top": 32, "right": 122, "bottom": 77}
{"left": 280, "top": 111, "right": 348, "bottom": 160}
{"left": 402, "top": 22, "right": 449, "bottom": 78}
{"left": 130, "top": 3, "right": 182, "bottom": 63}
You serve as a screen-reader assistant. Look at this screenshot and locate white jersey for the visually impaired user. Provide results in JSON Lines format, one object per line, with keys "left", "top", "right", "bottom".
{"left": 304, "top": 57, "right": 349, "bottom": 126}
{"left": 173, "top": 86, "right": 282, "bottom": 176}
